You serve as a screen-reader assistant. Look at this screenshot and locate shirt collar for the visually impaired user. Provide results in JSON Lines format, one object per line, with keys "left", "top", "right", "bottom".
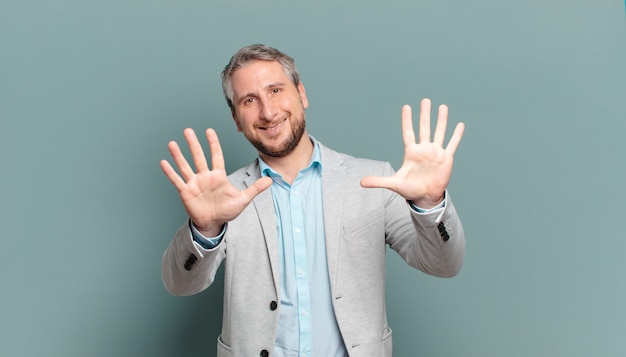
{"left": 259, "top": 136, "right": 322, "bottom": 177}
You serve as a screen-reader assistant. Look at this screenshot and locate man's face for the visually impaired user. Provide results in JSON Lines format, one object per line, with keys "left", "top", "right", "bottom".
{"left": 230, "top": 60, "right": 309, "bottom": 158}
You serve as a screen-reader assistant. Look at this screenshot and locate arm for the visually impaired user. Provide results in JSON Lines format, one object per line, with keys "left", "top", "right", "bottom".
{"left": 403, "top": 191, "right": 465, "bottom": 277}
{"left": 377, "top": 161, "right": 465, "bottom": 278}
{"left": 160, "top": 128, "right": 272, "bottom": 295}
{"left": 161, "top": 219, "right": 227, "bottom": 295}
{"left": 362, "top": 98, "right": 466, "bottom": 276}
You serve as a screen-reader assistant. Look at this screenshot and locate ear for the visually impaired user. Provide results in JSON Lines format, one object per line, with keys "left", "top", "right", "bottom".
{"left": 297, "top": 82, "right": 309, "bottom": 109}
{"left": 231, "top": 108, "right": 243, "bottom": 132}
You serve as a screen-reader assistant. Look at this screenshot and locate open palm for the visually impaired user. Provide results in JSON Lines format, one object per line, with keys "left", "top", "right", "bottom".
{"left": 160, "top": 128, "right": 272, "bottom": 236}
{"left": 360, "top": 98, "right": 465, "bottom": 208}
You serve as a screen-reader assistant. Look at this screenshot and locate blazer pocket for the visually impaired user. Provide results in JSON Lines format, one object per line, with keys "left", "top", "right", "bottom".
{"left": 350, "top": 326, "right": 394, "bottom": 357}
{"left": 216, "top": 335, "right": 232, "bottom": 357}
{"left": 382, "top": 326, "right": 393, "bottom": 357}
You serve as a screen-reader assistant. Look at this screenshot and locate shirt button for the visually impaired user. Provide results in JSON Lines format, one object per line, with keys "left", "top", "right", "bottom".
{"left": 260, "top": 350, "right": 269, "bottom": 357}
{"left": 294, "top": 228, "right": 301, "bottom": 233}
{"left": 269, "top": 301, "right": 278, "bottom": 311}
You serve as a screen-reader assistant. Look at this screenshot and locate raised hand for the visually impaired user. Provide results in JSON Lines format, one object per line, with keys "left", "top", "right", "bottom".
{"left": 160, "top": 128, "right": 272, "bottom": 236}
{"left": 360, "top": 98, "right": 465, "bottom": 209}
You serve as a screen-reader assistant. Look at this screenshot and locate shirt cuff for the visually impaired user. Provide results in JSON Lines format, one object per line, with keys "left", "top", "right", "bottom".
{"left": 190, "top": 220, "right": 227, "bottom": 250}
{"left": 407, "top": 191, "right": 447, "bottom": 214}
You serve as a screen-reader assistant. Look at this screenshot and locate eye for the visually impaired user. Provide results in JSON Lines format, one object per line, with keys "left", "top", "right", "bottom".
{"left": 243, "top": 97, "right": 256, "bottom": 105}
{"left": 271, "top": 88, "right": 282, "bottom": 94}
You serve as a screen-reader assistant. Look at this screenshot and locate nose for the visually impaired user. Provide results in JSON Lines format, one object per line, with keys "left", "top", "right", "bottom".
{"left": 259, "top": 99, "right": 277, "bottom": 121}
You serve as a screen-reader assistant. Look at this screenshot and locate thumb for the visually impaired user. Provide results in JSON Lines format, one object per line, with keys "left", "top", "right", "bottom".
{"left": 242, "top": 176, "right": 273, "bottom": 202}
{"left": 360, "top": 175, "right": 395, "bottom": 190}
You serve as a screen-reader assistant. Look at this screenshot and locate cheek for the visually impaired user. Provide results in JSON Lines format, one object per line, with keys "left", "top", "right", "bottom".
{"left": 232, "top": 115, "right": 242, "bottom": 132}
{"left": 280, "top": 97, "right": 300, "bottom": 111}
{"left": 235, "top": 113, "right": 257, "bottom": 131}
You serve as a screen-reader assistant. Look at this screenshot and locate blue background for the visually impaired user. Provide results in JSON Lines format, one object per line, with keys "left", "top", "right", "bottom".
{"left": 1, "top": 1, "right": 625, "bottom": 356}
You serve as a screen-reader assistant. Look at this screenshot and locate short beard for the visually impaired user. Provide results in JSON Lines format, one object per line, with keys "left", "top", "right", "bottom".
{"left": 248, "top": 116, "right": 306, "bottom": 158}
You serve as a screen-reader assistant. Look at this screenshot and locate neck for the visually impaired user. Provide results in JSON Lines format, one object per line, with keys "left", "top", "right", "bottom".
{"left": 260, "top": 134, "right": 314, "bottom": 184}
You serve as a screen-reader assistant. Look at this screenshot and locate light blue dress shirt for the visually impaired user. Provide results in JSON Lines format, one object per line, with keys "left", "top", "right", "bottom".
{"left": 258, "top": 140, "right": 347, "bottom": 357}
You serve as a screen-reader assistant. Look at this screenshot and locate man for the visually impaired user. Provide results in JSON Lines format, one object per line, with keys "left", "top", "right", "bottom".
{"left": 161, "top": 44, "right": 466, "bottom": 357}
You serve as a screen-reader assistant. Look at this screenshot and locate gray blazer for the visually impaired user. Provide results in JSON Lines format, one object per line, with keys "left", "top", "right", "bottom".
{"left": 162, "top": 143, "right": 465, "bottom": 357}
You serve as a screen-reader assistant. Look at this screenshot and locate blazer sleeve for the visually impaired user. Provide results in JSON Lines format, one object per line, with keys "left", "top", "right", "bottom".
{"left": 383, "top": 164, "right": 466, "bottom": 278}
{"left": 161, "top": 219, "right": 227, "bottom": 296}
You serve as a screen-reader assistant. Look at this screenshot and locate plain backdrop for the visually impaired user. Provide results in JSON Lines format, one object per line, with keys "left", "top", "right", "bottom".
{"left": 1, "top": 1, "right": 625, "bottom": 356}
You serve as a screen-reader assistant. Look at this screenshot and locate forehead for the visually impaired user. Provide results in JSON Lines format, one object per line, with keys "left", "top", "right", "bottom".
{"left": 230, "top": 60, "right": 291, "bottom": 95}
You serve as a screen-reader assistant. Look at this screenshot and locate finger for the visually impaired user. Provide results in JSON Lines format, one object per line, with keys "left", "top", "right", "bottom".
{"left": 360, "top": 175, "right": 395, "bottom": 190}
{"left": 445, "top": 122, "right": 465, "bottom": 155}
{"left": 418, "top": 98, "right": 432, "bottom": 143}
{"left": 401, "top": 105, "right": 416, "bottom": 147}
{"left": 167, "top": 140, "right": 194, "bottom": 181}
{"left": 206, "top": 128, "right": 225, "bottom": 171}
{"left": 183, "top": 128, "right": 209, "bottom": 172}
{"left": 433, "top": 104, "right": 448, "bottom": 146}
{"left": 159, "top": 159, "right": 187, "bottom": 191}
{"left": 241, "top": 176, "right": 273, "bottom": 202}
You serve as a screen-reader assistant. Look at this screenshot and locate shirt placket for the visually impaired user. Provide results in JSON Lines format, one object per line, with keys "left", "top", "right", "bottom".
{"left": 290, "top": 177, "right": 312, "bottom": 356}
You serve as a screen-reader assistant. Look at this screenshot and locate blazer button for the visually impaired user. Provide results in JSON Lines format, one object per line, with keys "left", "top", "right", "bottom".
{"left": 269, "top": 301, "right": 278, "bottom": 311}
{"left": 184, "top": 253, "right": 197, "bottom": 271}
{"left": 438, "top": 222, "right": 446, "bottom": 234}
{"left": 260, "top": 349, "right": 269, "bottom": 357}
{"left": 437, "top": 222, "right": 450, "bottom": 241}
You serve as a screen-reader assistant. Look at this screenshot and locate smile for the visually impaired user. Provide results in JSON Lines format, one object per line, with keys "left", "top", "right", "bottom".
{"left": 259, "top": 117, "right": 287, "bottom": 131}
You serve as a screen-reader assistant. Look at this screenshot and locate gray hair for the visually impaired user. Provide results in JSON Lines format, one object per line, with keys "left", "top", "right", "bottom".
{"left": 221, "top": 44, "right": 301, "bottom": 113}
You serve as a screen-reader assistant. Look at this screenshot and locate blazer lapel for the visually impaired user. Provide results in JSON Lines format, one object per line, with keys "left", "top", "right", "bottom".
{"left": 320, "top": 145, "right": 346, "bottom": 289}
{"left": 244, "top": 161, "right": 281, "bottom": 296}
